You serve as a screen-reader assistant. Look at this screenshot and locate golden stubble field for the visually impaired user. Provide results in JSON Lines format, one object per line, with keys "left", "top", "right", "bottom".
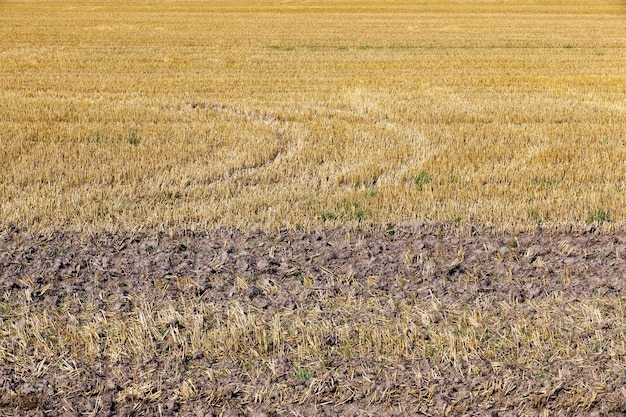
{"left": 1, "top": 0, "right": 625, "bottom": 232}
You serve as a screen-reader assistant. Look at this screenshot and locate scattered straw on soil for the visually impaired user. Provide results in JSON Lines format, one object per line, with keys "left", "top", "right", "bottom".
{"left": 1, "top": 224, "right": 626, "bottom": 416}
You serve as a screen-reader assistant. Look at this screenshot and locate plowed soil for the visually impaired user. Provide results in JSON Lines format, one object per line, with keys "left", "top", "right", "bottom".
{"left": 1, "top": 223, "right": 626, "bottom": 416}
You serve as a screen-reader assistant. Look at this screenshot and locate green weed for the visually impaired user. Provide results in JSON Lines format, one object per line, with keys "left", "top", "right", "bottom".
{"left": 414, "top": 170, "right": 432, "bottom": 191}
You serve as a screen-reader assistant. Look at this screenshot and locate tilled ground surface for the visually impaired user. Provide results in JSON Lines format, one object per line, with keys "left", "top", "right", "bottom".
{"left": 1, "top": 223, "right": 626, "bottom": 416}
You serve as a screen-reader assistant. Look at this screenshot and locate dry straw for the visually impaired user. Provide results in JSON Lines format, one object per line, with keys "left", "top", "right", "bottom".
{"left": 1, "top": 0, "right": 626, "bottom": 232}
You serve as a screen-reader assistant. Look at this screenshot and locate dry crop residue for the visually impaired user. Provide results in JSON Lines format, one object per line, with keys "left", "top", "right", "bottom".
{"left": 1, "top": 224, "right": 626, "bottom": 416}
{"left": 2, "top": 1, "right": 626, "bottom": 230}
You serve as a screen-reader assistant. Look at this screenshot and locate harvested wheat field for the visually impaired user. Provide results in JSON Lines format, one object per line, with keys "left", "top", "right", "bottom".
{"left": 1, "top": 0, "right": 626, "bottom": 415}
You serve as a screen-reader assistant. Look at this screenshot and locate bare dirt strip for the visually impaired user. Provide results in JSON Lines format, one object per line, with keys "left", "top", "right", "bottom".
{"left": 1, "top": 223, "right": 626, "bottom": 416}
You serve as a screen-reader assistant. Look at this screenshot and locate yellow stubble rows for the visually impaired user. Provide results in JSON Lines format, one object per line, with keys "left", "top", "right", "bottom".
{"left": 1, "top": 0, "right": 625, "bottom": 232}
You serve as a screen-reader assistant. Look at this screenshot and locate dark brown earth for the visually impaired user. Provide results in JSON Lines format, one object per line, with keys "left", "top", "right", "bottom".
{"left": 1, "top": 223, "right": 626, "bottom": 416}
